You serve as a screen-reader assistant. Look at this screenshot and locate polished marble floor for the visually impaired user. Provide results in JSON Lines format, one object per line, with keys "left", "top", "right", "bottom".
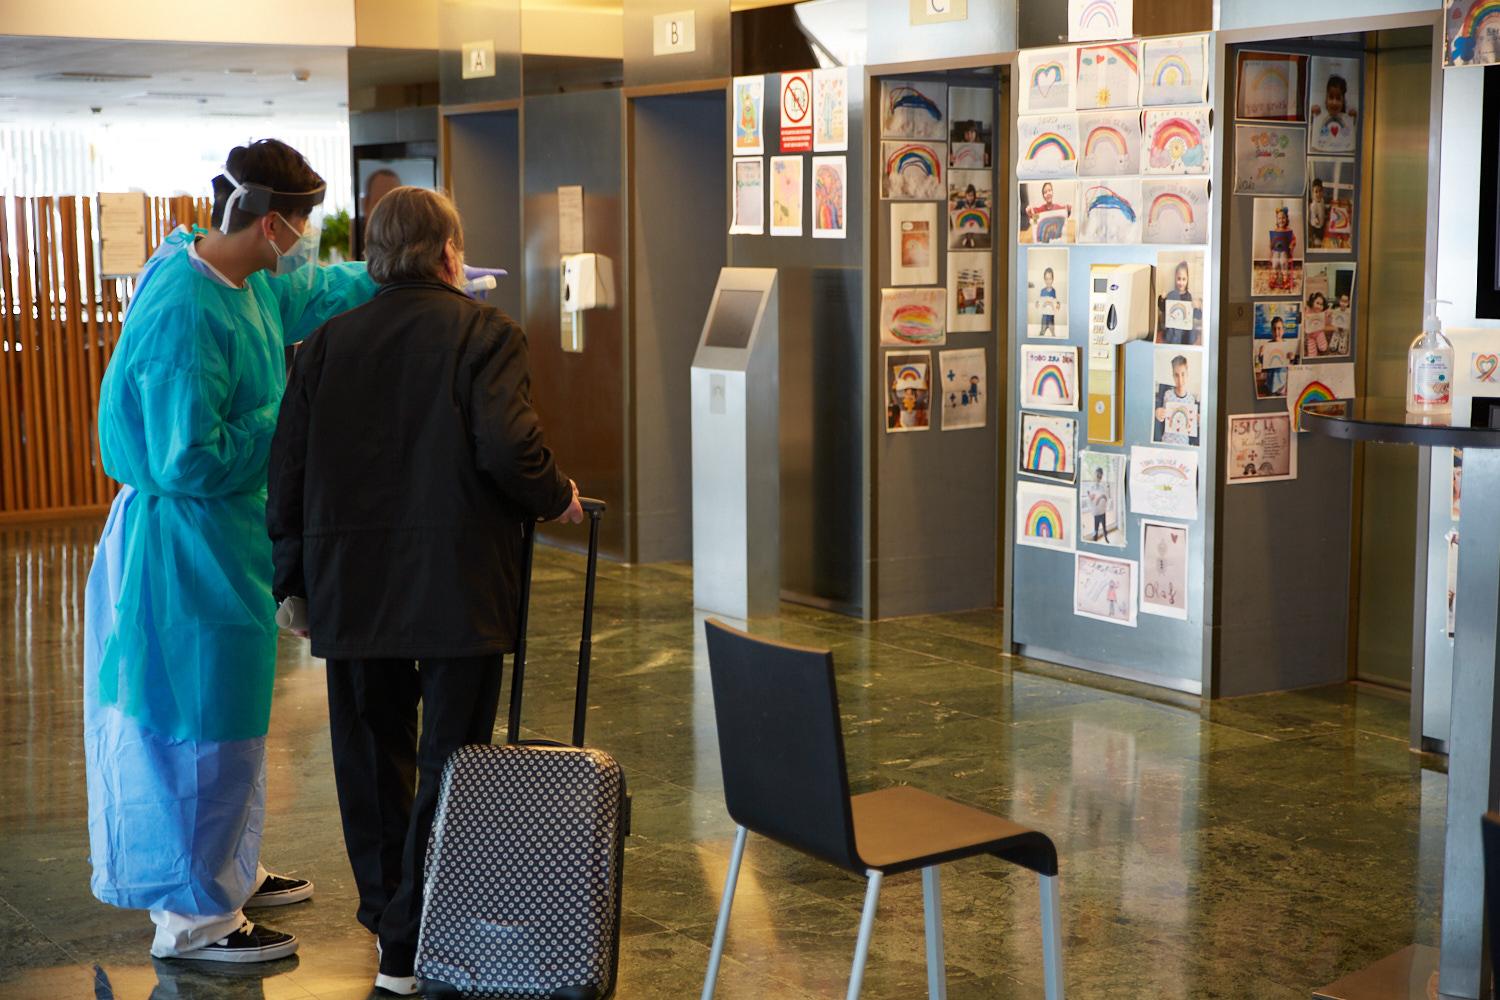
{"left": 0, "top": 516, "right": 1443, "bottom": 999}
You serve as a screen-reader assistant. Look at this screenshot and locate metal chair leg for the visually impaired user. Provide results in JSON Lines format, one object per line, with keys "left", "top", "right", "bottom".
{"left": 922, "top": 866, "right": 948, "bottom": 1000}
{"left": 1039, "top": 873, "right": 1065, "bottom": 1000}
{"left": 845, "top": 869, "right": 884, "bottom": 1000}
{"left": 700, "top": 826, "right": 749, "bottom": 1000}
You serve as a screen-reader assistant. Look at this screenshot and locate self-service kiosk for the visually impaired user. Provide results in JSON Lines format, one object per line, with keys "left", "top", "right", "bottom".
{"left": 689, "top": 268, "right": 779, "bottom": 619}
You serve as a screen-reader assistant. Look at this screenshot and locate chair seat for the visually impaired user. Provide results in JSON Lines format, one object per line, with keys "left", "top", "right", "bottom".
{"left": 851, "top": 786, "right": 1058, "bottom": 878}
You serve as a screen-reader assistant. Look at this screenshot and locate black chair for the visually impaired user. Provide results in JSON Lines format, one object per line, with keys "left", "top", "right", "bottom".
{"left": 1484, "top": 813, "right": 1500, "bottom": 981}
{"left": 699, "top": 619, "right": 1064, "bottom": 1000}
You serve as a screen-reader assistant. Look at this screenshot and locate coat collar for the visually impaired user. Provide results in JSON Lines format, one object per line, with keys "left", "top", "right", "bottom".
{"left": 374, "top": 279, "right": 470, "bottom": 300}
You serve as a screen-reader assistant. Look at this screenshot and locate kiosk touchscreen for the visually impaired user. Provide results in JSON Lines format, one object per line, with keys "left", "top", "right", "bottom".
{"left": 690, "top": 268, "right": 779, "bottom": 619}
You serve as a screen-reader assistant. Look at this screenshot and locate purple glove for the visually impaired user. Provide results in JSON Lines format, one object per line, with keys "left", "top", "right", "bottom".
{"left": 462, "top": 265, "right": 508, "bottom": 299}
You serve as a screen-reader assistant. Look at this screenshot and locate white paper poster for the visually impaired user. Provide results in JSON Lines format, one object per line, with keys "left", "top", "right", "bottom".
{"left": 1227, "top": 413, "right": 1297, "bottom": 484}
{"left": 890, "top": 202, "right": 938, "bottom": 286}
{"left": 1078, "top": 179, "right": 1143, "bottom": 244}
{"left": 1233, "top": 124, "right": 1307, "bottom": 196}
{"left": 1075, "top": 42, "right": 1141, "bottom": 111}
{"left": 733, "top": 75, "right": 765, "bottom": 155}
{"left": 1016, "top": 115, "right": 1080, "bottom": 180}
{"left": 881, "top": 79, "right": 947, "bottom": 140}
{"left": 1140, "top": 520, "right": 1189, "bottom": 620}
{"left": 948, "top": 252, "right": 991, "bottom": 334}
{"left": 948, "top": 87, "right": 993, "bottom": 168}
{"left": 1019, "top": 411, "right": 1078, "bottom": 482}
{"left": 1018, "top": 47, "right": 1075, "bottom": 115}
{"left": 811, "top": 156, "right": 846, "bottom": 239}
{"left": 1286, "top": 363, "right": 1356, "bottom": 431}
{"left": 769, "top": 155, "right": 803, "bottom": 237}
{"left": 882, "top": 140, "right": 946, "bottom": 200}
{"left": 1078, "top": 450, "right": 1127, "bottom": 549}
{"left": 1026, "top": 246, "right": 1069, "bottom": 339}
{"left": 812, "top": 67, "right": 849, "bottom": 152}
{"left": 1078, "top": 110, "right": 1142, "bottom": 177}
{"left": 1445, "top": 0, "right": 1500, "bottom": 67}
{"left": 1069, "top": 0, "right": 1132, "bottom": 41}
{"left": 1142, "top": 179, "right": 1210, "bottom": 245}
{"left": 886, "top": 351, "right": 931, "bottom": 432}
{"left": 1017, "top": 480, "right": 1077, "bottom": 552}
{"left": 779, "top": 70, "right": 814, "bottom": 153}
{"left": 1141, "top": 107, "right": 1210, "bottom": 175}
{"left": 1141, "top": 35, "right": 1209, "bottom": 106}
{"left": 938, "top": 348, "right": 987, "bottom": 431}
{"left": 1074, "top": 552, "right": 1138, "bottom": 627}
{"left": 1129, "top": 445, "right": 1199, "bottom": 520}
{"left": 1021, "top": 346, "right": 1081, "bottom": 412}
{"left": 1307, "top": 56, "right": 1359, "bottom": 154}
{"left": 879, "top": 288, "right": 947, "bottom": 347}
{"left": 730, "top": 158, "right": 764, "bottom": 235}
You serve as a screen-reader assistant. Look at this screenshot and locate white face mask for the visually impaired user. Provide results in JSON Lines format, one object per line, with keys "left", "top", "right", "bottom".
{"left": 268, "top": 211, "right": 322, "bottom": 277}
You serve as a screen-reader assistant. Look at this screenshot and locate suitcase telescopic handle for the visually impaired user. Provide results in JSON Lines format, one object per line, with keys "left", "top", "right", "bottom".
{"left": 505, "top": 498, "right": 606, "bottom": 748}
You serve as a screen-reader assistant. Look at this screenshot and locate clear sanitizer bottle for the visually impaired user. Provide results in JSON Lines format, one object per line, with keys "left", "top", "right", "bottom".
{"left": 1408, "top": 298, "right": 1454, "bottom": 416}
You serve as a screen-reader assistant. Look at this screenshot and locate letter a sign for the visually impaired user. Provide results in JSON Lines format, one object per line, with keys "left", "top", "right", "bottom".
{"left": 462, "top": 40, "right": 496, "bottom": 79}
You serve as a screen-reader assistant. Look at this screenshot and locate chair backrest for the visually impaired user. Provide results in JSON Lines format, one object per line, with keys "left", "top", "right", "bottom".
{"left": 703, "top": 619, "right": 862, "bottom": 873}
{"left": 1484, "top": 812, "right": 1500, "bottom": 977}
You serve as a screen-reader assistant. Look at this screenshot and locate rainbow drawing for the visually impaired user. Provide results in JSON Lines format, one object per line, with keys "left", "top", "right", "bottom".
{"left": 814, "top": 165, "right": 843, "bottom": 232}
{"left": 1031, "top": 364, "right": 1070, "bottom": 400}
{"left": 1026, "top": 428, "right": 1067, "bottom": 470}
{"left": 1024, "top": 499, "right": 1065, "bottom": 538}
{"left": 951, "top": 145, "right": 984, "bottom": 168}
{"left": 1251, "top": 65, "right": 1290, "bottom": 100}
{"left": 1293, "top": 381, "right": 1339, "bottom": 427}
{"left": 1077, "top": 0, "right": 1119, "bottom": 29}
{"left": 1452, "top": 1, "right": 1500, "bottom": 63}
{"left": 1036, "top": 214, "right": 1066, "bottom": 243}
{"left": 1083, "top": 125, "right": 1129, "bottom": 161}
{"left": 892, "top": 363, "right": 927, "bottom": 388}
{"left": 887, "top": 86, "right": 942, "bottom": 123}
{"left": 889, "top": 304, "right": 943, "bottom": 344}
{"left": 1086, "top": 186, "right": 1137, "bottom": 222}
{"left": 1140, "top": 461, "right": 1189, "bottom": 480}
{"left": 1026, "top": 132, "right": 1076, "bottom": 163}
{"left": 953, "top": 208, "right": 989, "bottom": 232}
{"left": 1030, "top": 61, "right": 1065, "bottom": 94}
{"left": 1150, "top": 117, "right": 1201, "bottom": 152}
{"left": 1147, "top": 191, "right": 1193, "bottom": 228}
{"left": 887, "top": 143, "right": 941, "bottom": 180}
{"left": 1104, "top": 44, "right": 1139, "bottom": 74}
{"left": 1153, "top": 54, "right": 1191, "bottom": 87}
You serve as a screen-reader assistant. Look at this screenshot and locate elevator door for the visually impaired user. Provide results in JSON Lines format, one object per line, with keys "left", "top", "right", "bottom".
{"left": 444, "top": 110, "right": 524, "bottom": 322}
{"left": 628, "top": 91, "right": 727, "bottom": 563}
{"left": 1352, "top": 30, "right": 1434, "bottom": 686}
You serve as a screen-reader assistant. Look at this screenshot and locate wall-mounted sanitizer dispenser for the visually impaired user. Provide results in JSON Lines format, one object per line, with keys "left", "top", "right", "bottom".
{"left": 560, "top": 252, "right": 616, "bottom": 353}
{"left": 1087, "top": 263, "right": 1154, "bottom": 445}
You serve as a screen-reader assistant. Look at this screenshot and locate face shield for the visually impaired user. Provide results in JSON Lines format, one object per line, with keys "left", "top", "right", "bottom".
{"left": 268, "top": 208, "right": 325, "bottom": 277}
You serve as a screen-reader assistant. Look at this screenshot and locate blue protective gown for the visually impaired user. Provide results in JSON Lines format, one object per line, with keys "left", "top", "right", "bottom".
{"left": 84, "top": 229, "right": 376, "bottom": 914}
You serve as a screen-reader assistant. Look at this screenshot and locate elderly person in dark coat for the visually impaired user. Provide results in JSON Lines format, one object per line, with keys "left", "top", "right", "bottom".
{"left": 266, "top": 186, "right": 581, "bottom": 996}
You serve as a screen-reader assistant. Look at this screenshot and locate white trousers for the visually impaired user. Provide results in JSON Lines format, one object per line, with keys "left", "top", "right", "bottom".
{"left": 148, "top": 864, "right": 268, "bottom": 957}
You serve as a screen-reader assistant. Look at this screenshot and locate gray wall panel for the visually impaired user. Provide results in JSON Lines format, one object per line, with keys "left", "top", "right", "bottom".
{"left": 629, "top": 91, "right": 727, "bottom": 562}
{"left": 438, "top": 0, "right": 522, "bottom": 105}
{"left": 445, "top": 111, "right": 524, "bottom": 322}
{"left": 728, "top": 72, "right": 866, "bottom": 614}
{"left": 523, "top": 90, "right": 629, "bottom": 559}
{"left": 623, "top": 0, "right": 731, "bottom": 88}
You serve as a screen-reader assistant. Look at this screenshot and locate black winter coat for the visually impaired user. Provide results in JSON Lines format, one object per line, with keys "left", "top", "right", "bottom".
{"left": 267, "top": 280, "right": 572, "bottom": 660}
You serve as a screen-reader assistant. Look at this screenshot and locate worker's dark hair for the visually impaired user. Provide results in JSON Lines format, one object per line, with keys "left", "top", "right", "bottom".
{"left": 211, "top": 139, "right": 325, "bottom": 234}
{"left": 364, "top": 186, "right": 465, "bottom": 285}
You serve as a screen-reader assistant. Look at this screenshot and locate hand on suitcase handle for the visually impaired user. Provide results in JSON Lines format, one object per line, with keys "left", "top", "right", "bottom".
{"left": 554, "top": 480, "right": 584, "bottom": 525}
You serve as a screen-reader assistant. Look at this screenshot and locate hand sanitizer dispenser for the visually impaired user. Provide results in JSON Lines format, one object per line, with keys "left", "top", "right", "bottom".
{"left": 1100, "top": 263, "right": 1154, "bottom": 345}
{"left": 560, "top": 253, "right": 615, "bottom": 353}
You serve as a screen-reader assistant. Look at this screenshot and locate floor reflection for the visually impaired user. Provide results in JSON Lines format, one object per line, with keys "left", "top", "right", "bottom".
{"left": 0, "top": 516, "right": 1442, "bottom": 998}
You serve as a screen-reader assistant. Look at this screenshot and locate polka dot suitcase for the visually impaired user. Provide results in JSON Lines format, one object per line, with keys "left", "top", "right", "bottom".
{"left": 416, "top": 500, "right": 627, "bottom": 1000}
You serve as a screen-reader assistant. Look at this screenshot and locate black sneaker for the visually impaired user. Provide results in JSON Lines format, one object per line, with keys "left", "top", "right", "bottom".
{"left": 172, "top": 922, "right": 298, "bottom": 964}
{"left": 247, "top": 873, "right": 314, "bottom": 907}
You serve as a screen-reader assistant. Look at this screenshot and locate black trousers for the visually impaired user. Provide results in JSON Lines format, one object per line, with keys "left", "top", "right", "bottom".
{"left": 325, "top": 655, "right": 504, "bottom": 977}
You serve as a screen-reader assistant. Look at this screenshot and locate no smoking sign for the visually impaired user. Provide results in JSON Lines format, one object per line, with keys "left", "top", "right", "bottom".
{"left": 779, "top": 71, "right": 813, "bottom": 153}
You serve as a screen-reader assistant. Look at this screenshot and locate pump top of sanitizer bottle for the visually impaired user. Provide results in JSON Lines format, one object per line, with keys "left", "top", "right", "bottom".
{"left": 1408, "top": 298, "right": 1454, "bottom": 415}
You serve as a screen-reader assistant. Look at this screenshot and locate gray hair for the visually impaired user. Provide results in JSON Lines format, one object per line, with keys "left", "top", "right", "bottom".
{"left": 364, "top": 186, "right": 465, "bottom": 284}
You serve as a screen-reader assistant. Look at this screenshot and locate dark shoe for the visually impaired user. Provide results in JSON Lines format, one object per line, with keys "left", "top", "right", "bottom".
{"left": 247, "top": 873, "right": 314, "bottom": 908}
{"left": 168, "top": 922, "right": 298, "bottom": 964}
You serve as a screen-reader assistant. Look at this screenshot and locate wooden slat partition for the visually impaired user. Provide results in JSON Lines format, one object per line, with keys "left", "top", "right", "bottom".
{"left": 0, "top": 194, "right": 211, "bottom": 518}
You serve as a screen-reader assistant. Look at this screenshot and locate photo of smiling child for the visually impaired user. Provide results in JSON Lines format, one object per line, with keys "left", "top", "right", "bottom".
{"left": 1251, "top": 198, "right": 1304, "bottom": 296}
{"left": 1308, "top": 57, "right": 1359, "bottom": 154}
{"left": 1155, "top": 250, "right": 1204, "bottom": 347}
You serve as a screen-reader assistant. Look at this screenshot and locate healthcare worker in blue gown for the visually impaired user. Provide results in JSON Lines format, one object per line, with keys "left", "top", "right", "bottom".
{"left": 83, "top": 139, "right": 377, "bottom": 965}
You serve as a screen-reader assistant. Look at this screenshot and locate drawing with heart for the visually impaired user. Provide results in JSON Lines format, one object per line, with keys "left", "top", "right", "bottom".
{"left": 1032, "top": 62, "right": 1065, "bottom": 100}
{"left": 1475, "top": 353, "right": 1499, "bottom": 383}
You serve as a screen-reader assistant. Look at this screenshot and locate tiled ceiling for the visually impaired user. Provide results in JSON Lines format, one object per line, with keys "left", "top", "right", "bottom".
{"left": 0, "top": 36, "right": 349, "bottom": 125}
